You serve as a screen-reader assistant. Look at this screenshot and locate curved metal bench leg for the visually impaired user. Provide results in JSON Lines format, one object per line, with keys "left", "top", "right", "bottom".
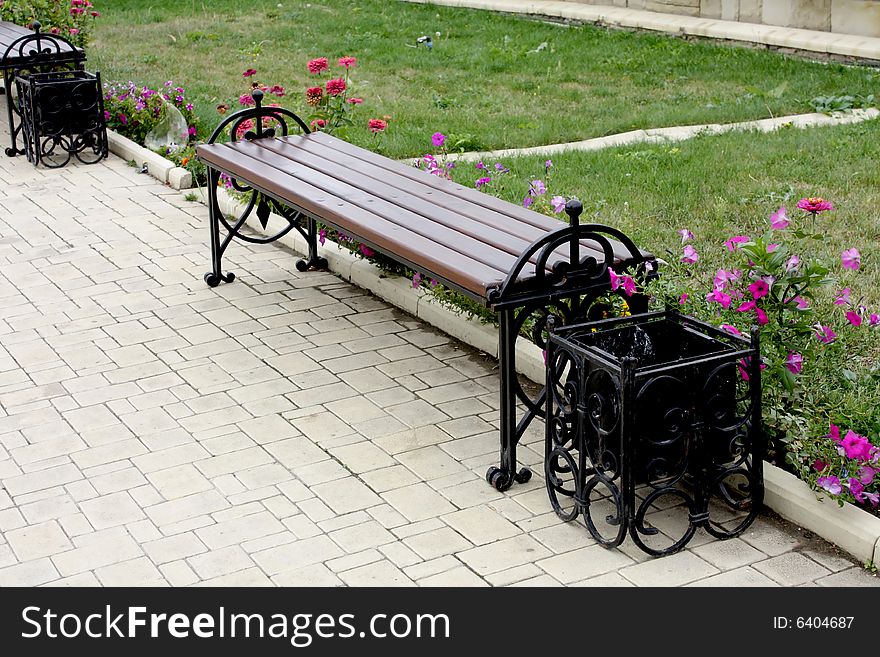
{"left": 487, "top": 308, "right": 533, "bottom": 492}
{"left": 4, "top": 71, "right": 25, "bottom": 157}
{"left": 204, "top": 168, "right": 236, "bottom": 287}
{"left": 295, "top": 217, "right": 329, "bottom": 272}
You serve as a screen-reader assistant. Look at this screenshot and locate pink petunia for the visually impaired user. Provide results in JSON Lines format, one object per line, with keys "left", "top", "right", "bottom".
{"left": 815, "top": 325, "right": 837, "bottom": 344}
{"left": 870, "top": 313, "right": 880, "bottom": 327}
{"left": 318, "top": 228, "right": 327, "bottom": 246}
{"left": 476, "top": 177, "right": 491, "bottom": 189}
{"left": 609, "top": 270, "right": 637, "bottom": 297}
{"left": 785, "top": 255, "right": 800, "bottom": 271}
{"left": 713, "top": 269, "right": 740, "bottom": 290}
{"left": 678, "top": 228, "right": 694, "bottom": 244}
{"left": 841, "top": 248, "right": 861, "bottom": 271}
{"left": 724, "top": 235, "right": 749, "bottom": 252}
{"left": 359, "top": 244, "right": 375, "bottom": 258}
{"left": 767, "top": 243, "right": 779, "bottom": 253}
{"left": 813, "top": 459, "right": 828, "bottom": 472}
{"left": 770, "top": 206, "right": 789, "bottom": 229}
{"left": 858, "top": 465, "right": 878, "bottom": 485}
{"left": 755, "top": 307, "right": 768, "bottom": 325}
{"left": 846, "top": 311, "right": 862, "bottom": 327}
{"left": 720, "top": 324, "right": 741, "bottom": 336}
{"left": 681, "top": 245, "right": 699, "bottom": 264}
{"left": 551, "top": 196, "right": 566, "bottom": 213}
{"left": 828, "top": 423, "right": 841, "bottom": 443}
{"left": 794, "top": 296, "right": 810, "bottom": 310}
{"left": 785, "top": 352, "right": 803, "bottom": 375}
{"left": 748, "top": 280, "right": 769, "bottom": 300}
{"left": 841, "top": 430, "right": 874, "bottom": 461}
{"left": 706, "top": 289, "right": 732, "bottom": 309}
{"left": 412, "top": 273, "right": 422, "bottom": 289}
{"left": 834, "top": 288, "right": 851, "bottom": 305}
{"left": 431, "top": 132, "right": 445, "bottom": 148}
{"left": 679, "top": 293, "right": 688, "bottom": 305}
{"left": 817, "top": 475, "right": 842, "bottom": 495}
{"left": 736, "top": 300, "right": 755, "bottom": 313}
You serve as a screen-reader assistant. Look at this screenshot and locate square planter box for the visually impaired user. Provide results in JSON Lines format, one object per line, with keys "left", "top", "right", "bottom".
{"left": 14, "top": 69, "right": 108, "bottom": 168}
{"left": 545, "top": 310, "right": 765, "bottom": 556}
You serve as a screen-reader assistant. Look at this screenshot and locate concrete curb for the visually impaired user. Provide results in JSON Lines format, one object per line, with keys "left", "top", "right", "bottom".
{"left": 194, "top": 184, "right": 880, "bottom": 564}
{"left": 425, "top": 109, "right": 880, "bottom": 164}
{"left": 106, "top": 129, "right": 192, "bottom": 190}
{"left": 401, "top": 0, "right": 880, "bottom": 61}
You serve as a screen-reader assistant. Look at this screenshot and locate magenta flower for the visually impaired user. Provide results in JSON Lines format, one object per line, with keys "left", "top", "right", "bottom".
{"left": 841, "top": 430, "right": 874, "bottom": 461}
{"left": 828, "top": 423, "right": 841, "bottom": 443}
{"left": 841, "top": 248, "right": 861, "bottom": 271}
{"left": 239, "top": 93, "right": 254, "bottom": 106}
{"left": 359, "top": 244, "right": 375, "bottom": 257}
{"left": 815, "top": 324, "right": 837, "bottom": 344}
{"left": 794, "top": 296, "right": 810, "bottom": 310}
{"left": 338, "top": 56, "right": 357, "bottom": 69}
{"left": 678, "top": 228, "right": 694, "bottom": 244}
{"left": 119, "top": 113, "right": 128, "bottom": 125}
{"left": 706, "top": 289, "right": 732, "bottom": 309}
{"left": 846, "top": 311, "right": 862, "bottom": 327}
{"left": 755, "top": 307, "right": 768, "bottom": 325}
{"left": 545, "top": 159, "right": 553, "bottom": 171}
{"left": 748, "top": 280, "right": 769, "bottom": 300}
{"left": 530, "top": 180, "right": 546, "bottom": 196}
{"left": 307, "top": 57, "right": 329, "bottom": 74}
{"left": 522, "top": 195, "right": 534, "bottom": 208}
{"left": 736, "top": 300, "right": 756, "bottom": 313}
{"left": 785, "top": 352, "right": 803, "bottom": 375}
{"left": 766, "top": 243, "right": 779, "bottom": 253}
{"left": 785, "top": 255, "right": 800, "bottom": 271}
{"left": 551, "top": 196, "right": 566, "bottom": 213}
{"left": 713, "top": 269, "right": 739, "bottom": 290}
{"left": 431, "top": 132, "right": 446, "bottom": 148}
{"left": 609, "top": 269, "right": 637, "bottom": 296}
{"left": 797, "top": 197, "right": 833, "bottom": 213}
{"left": 817, "top": 475, "right": 842, "bottom": 495}
{"left": 871, "top": 313, "right": 880, "bottom": 326}
{"left": 813, "top": 459, "right": 827, "bottom": 472}
{"left": 475, "top": 161, "right": 488, "bottom": 172}
{"left": 318, "top": 228, "right": 327, "bottom": 246}
{"left": 269, "top": 85, "right": 285, "bottom": 97}
{"left": 770, "top": 206, "right": 789, "bottom": 229}
{"left": 243, "top": 68, "right": 257, "bottom": 77}
{"left": 858, "top": 465, "right": 877, "bottom": 485}
{"left": 724, "top": 235, "right": 749, "bottom": 252}
{"left": 679, "top": 293, "right": 688, "bottom": 305}
{"left": 495, "top": 163, "right": 510, "bottom": 173}
{"left": 720, "top": 324, "right": 741, "bottom": 336}
{"left": 681, "top": 245, "right": 699, "bottom": 264}
{"left": 412, "top": 273, "right": 422, "bottom": 289}
{"left": 476, "top": 177, "right": 491, "bottom": 189}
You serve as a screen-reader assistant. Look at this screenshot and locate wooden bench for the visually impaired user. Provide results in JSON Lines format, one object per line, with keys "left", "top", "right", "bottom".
{"left": 196, "top": 90, "right": 653, "bottom": 491}
{"left": 1, "top": 20, "right": 85, "bottom": 157}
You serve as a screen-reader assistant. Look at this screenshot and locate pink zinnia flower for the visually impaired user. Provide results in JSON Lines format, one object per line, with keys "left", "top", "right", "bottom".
{"left": 724, "top": 235, "right": 749, "bottom": 252}
{"left": 678, "top": 228, "right": 694, "bottom": 244}
{"left": 307, "top": 57, "right": 329, "bottom": 74}
{"left": 846, "top": 311, "right": 862, "bottom": 327}
{"left": 368, "top": 118, "right": 387, "bottom": 133}
{"left": 305, "top": 86, "right": 323, "bottom": 106}
{"left": 431, "top": 132, "right": 445, "bottom": 148}
{"left": 785, "top": 352, "right": 803, "bottom": 375}
{"left": 338, "top": 56, "right": 357, "bottom": 68}
{"left": 748, "top": 280, "right": 769, "bottom": 300}
{"left": 239, "top": 93, "right": 254, "bottom": 106}
{"left": 326, "top": 78, "right": 346, "bottom": 96}
{"left": 243, "top": 68, "right": 257, "bottom": 77}
{"left": 310, "top": 118, "right": 327, "bottom": 131}
{"left": 841, "top": 248, "right": 861, "bottom": 271}
{"left": 797, "top": 197, "right": 834, "bottom": 213}
{"left": 347, "top": 97, "right": 364, "bottom": 105}
{"left": 681, "top": 245, "right": 699, "bottom": 264}
{"left": 269, "top": 85, "right": 285, "bottom": 97}
{"left": 770, "top": 206, "right": 789, "bottom": 229}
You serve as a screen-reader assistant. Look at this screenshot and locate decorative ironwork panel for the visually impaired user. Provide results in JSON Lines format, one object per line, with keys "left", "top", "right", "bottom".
{"left": 14, "top": 69, "right": 107, "bottom": 167}
{"left": 545, "top": 311, "right": 764, "bottom": 557}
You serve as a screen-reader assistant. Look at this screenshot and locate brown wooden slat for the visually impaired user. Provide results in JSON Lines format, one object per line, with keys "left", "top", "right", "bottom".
{"left": 197, "top": 142, "right": 513, "bottom": 296}
{"left": 307, "top": 131, "right": 648, "bottom": 264}
{"left": 213, "top": 140, "right": 540, "bottom": 280}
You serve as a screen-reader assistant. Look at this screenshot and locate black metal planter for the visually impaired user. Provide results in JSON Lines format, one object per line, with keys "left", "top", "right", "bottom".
{"left": 544, "top": 310, "right": 764, "bottom": 556}
{"left": 14, "top": 69, "right": 107, "bottom": 167}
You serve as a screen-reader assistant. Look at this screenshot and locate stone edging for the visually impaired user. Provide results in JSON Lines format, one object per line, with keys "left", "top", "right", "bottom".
{"left": 400, "top": 0, "right": 880, "bottom": 61}
{"left": 194, "top": 184, "right": 880, "bottom": 565}
{"left": 106, "top": 129, "right": 192, "bottom": 190}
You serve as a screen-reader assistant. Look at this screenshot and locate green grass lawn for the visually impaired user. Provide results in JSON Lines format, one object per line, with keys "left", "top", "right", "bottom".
{"left": 90, "top": 0, "right": 878, "bottom": 158}
{"left": 483, "top": 119, "right": 880, "bottom": 301}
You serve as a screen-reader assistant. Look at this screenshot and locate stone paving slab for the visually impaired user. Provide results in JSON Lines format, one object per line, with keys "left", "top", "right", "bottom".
{"left": 0, "top": 109, "right": 878, "bottom": 587}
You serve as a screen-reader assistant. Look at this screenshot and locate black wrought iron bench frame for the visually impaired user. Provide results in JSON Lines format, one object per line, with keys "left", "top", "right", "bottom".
{"left": 197, "top": 92, "right": 653, "bottom": 492}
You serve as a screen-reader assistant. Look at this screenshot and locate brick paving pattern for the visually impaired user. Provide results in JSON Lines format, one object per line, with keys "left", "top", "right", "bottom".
{"left": 0, "top": 114, "right": 877, "bottom": 586}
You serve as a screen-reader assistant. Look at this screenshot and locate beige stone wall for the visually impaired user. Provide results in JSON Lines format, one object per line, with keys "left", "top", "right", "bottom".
{"left": 568, "top": 0, "right": 880, "bottom": 37}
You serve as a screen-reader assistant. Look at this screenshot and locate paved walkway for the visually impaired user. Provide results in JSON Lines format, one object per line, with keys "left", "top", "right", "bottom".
{"left": 0, "top": 120, "right": 877, "bottom": 587}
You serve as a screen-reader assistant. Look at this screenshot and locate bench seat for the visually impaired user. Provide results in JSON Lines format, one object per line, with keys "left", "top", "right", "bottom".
{"left": 197, "top": 130, "right": 646, "bottom": 303}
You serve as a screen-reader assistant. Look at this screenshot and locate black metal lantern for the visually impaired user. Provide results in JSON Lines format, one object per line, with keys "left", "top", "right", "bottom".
{"left": 545, "top": 310, "right": 764, "bottom": 556}
{"left": 14, "top": 69, "right": 107, "bottom": 167}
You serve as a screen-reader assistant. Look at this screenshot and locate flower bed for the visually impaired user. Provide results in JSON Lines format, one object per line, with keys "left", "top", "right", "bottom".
{"left": 0, "top": 0, "right": 100, "bottom": 47}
